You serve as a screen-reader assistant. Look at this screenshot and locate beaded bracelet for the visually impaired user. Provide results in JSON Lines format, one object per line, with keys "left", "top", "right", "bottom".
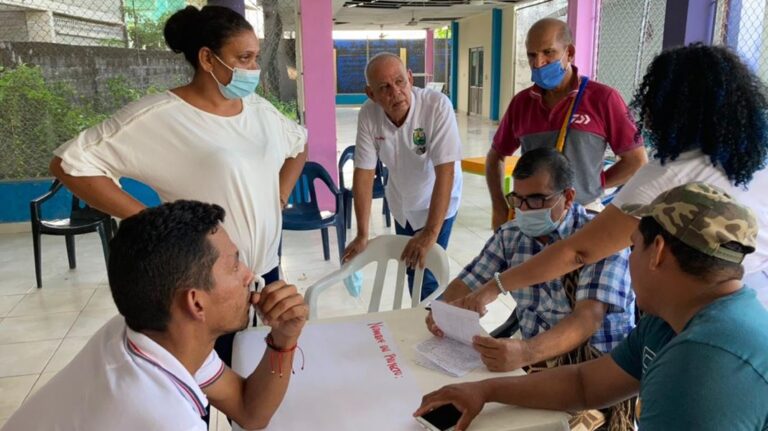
{"left": 493, "top": 272, "right": 508, "bottom": 296}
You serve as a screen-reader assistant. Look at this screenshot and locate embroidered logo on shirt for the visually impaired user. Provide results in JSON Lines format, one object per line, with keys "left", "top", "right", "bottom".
{"left": 572, "top": 114, "right": 591, "bottom": 125}
{"left": 412, "top": 128, "right": 427, "bottom": 155}
{"left": 374, "top": 136, "right": 385, "bottom": 140}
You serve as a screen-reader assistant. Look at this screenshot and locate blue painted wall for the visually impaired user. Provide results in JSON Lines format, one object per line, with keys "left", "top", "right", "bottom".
{"left": 490, "top": 9, "right": 502, "bottom": 121}
{"left": 0, "top": 178, "right": 161, "bottom": 223}
{"left": 336, "top": 93, "right": 368, "bottom": 105}
{"left": 333, "top": 38, "right": 452, "bottom": 96}
{"left": 451, "top": 22, "right": 460, "bottom": 109}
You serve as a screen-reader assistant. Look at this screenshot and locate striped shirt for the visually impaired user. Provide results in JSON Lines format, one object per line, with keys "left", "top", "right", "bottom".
{"left": 459, "top": 204, "right": 635, "bottom": 352}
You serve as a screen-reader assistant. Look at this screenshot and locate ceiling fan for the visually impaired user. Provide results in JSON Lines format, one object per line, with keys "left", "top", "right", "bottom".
{"left": 406, "top": 10, "right": 419, "bottom": 26}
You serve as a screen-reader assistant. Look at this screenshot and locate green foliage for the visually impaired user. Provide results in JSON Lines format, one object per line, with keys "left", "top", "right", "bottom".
{"left": 0, "top": 64, "right": 300, "bottom": 180}
{"left": 100, "top": 38, "right": 127, "bottom": 48}
{"left": 256, "top": 86, "right": 299, "bottom": 122}
{"left": 0, "top": 65, "right": 104, "bottom": 179}
{"left": 0, "top": 66, "right": 165, "bottom": 180}
{"left": 435, "top": 27, "right": 451, "bottom": 39}
{"left": 102, "top": 76, "right": 145, "bottom": 113}
{"left": 126, "top": 10, "right": 174, "bottom": 50}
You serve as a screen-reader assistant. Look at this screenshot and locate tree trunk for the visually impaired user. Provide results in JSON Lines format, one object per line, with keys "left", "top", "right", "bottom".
{"left": 262, "top": 0, "right": 282, "bottom": 97}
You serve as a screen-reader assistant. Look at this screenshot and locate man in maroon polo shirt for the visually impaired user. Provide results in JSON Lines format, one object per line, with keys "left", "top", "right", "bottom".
{"left": 487, "top": 18, "right": 648, "bottom": 229}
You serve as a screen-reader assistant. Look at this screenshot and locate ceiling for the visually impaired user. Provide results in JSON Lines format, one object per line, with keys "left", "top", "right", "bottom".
{"left": 332, "top": 0, "right": 525, "bottom": 31}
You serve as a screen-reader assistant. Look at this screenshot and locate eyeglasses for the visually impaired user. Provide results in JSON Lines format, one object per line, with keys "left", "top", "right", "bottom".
{"left": 505, "top": 191, "right": 563, "bottom": 210}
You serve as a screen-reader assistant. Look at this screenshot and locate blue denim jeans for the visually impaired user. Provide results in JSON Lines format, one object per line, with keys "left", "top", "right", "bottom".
{"left": 394, "top": 215, "right": 456, "bottom": 300}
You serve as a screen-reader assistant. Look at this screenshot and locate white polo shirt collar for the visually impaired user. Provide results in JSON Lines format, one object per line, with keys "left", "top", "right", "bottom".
{"left": 124, "top": 326, "right": 211, "bottom": 417}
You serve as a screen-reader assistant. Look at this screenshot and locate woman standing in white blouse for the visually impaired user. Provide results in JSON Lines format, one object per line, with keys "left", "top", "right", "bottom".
{"left": 450, "top": 44, "right": 768, "bottom": 316}
{"left": 50, "top": 6, "right": 307, "bottom": 365}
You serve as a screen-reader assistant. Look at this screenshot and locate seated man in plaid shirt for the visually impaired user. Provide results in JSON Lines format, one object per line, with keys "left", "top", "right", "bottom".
{"left": 428, "top": 147, "right": 635, "bottom": 370}
{"left": 427, "top": 147, "right": 636, "bottom": 428}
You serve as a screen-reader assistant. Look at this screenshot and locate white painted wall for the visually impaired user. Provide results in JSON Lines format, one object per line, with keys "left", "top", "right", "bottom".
{"left": 457, "top": 11, "right": 492, "bottom": 117}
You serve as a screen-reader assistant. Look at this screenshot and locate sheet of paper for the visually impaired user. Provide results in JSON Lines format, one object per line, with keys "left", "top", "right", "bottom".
{"left": 431, "top": 300, "right": 489, "bottom": 345}
{"left": 414, "top": 337, "right": 484, "bottom": 377}
{"left": 413, "top": 351, "right": 451, "bottom": 374}
{"left": 231, "top": 321, "right": 423, "bottom": 431}
{"left": 412, "top": 301, "right": 490, "bottom": 377}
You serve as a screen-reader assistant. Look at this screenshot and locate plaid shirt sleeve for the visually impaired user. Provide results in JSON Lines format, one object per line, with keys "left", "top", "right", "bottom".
{"left": 575, "top": 247, "right": 635, "bottom": 352}
{"left": 458, "top": 228, "right": 510, "bottom": 291}
{"left": 575, "top": 247, "right": 633, "bottom": 313}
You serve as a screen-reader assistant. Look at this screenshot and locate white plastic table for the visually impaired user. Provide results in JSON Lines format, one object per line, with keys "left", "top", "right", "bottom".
{"left": 232, "top": 307, "right": 569, "bottom": 431}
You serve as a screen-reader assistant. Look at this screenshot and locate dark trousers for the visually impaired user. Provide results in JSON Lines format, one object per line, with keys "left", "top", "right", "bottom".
{"left": 394, "top": 215, "right": 456, "bottom": 301}
{"left": 204, "top": 265, "right": 280, "bottom": 427}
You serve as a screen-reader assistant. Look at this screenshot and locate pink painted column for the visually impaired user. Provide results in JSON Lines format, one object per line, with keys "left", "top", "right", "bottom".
{"left": 425, "top": 29, "right": 434, "bottom": 83}
{"left": 298, "top": 0, "right": 338, "bottom": 184}
{"left": 567, "top": 0, "right": 600, "bottom": 79}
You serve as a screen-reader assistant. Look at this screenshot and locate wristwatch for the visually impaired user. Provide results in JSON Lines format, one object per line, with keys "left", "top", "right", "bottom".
{"left": 493, "top": 272, "right": 508, "bottom": 296}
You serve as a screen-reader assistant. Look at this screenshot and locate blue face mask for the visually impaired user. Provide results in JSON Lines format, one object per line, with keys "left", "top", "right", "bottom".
{"left": 210, "top": 53, "right": 260, "bottom": 100}
{"left": 515, "top": 196, "right": 564, "bottom": 237}
{"left": 530, "top": 55, "right": 567, "bottom": 90}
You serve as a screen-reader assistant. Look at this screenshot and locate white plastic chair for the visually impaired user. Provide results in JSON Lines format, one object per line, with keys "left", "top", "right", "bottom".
{"left": 305, "top": 234, "right": 450, "bottom": 319}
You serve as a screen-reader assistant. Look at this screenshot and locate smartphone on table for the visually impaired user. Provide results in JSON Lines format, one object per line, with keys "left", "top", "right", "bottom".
{"left": 415, "top": 403, "right": 462, "bottom": 431}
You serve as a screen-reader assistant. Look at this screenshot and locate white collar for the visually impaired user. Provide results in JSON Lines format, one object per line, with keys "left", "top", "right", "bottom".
{"left": 124, "top": 326, "right": 209, "bottom": 417}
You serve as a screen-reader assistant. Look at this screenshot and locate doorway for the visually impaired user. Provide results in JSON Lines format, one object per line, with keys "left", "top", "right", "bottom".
{"left": 468, "top": 47, "right": 484, "bottom": 115}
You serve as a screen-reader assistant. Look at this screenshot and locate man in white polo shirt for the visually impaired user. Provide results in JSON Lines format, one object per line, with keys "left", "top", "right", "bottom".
{"left": 2, "top": 201, "right": 308, "bottom": 431}
{"left": 343, "top": 52, "right": 463, "bottom": 300}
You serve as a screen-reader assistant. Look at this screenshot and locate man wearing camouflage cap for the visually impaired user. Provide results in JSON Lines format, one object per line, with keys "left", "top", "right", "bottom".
{"left": 414, "top": 182, "right": 768, "bottom": 431}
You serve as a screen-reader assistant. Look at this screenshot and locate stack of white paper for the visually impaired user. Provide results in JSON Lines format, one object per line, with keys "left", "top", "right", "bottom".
{"left": 414, "top": 301, "right": 488, "bottom": 377}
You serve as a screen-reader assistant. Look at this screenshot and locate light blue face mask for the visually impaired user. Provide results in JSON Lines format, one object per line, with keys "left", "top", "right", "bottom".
{"left": 515, "top": 196, "right": 564, "bottom": 237}
{"left": 210, "top": 53, "right": 260, "bottom": 100}
{"left": 530, "top": 55, "right": 567, "bottom": 90}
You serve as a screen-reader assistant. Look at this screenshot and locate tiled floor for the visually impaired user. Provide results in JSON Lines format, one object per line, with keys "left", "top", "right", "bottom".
{"left": 0, "top": 107, "right": 513, "bottom": 429}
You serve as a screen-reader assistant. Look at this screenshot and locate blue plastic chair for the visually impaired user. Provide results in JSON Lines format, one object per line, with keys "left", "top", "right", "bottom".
{"left": 282, "top": 162, "right": 346, "bottom": 262}
{"left": 338, "top": 145, "right": 391, "bottom": 230}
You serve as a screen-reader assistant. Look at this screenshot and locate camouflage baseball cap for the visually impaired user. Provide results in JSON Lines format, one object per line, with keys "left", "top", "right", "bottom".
{"left": 622, "top": 182, "right": 757, "bottom": 263}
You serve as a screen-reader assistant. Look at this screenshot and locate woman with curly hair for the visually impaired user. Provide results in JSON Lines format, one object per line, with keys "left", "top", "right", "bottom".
{"left": 434, "top": 43, "right": 768, "bottom": 318}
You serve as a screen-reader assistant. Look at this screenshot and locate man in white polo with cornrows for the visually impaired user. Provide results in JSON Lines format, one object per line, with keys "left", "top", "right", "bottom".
{"left": 343, "top": 52, "right": 463, "bottom": 301}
